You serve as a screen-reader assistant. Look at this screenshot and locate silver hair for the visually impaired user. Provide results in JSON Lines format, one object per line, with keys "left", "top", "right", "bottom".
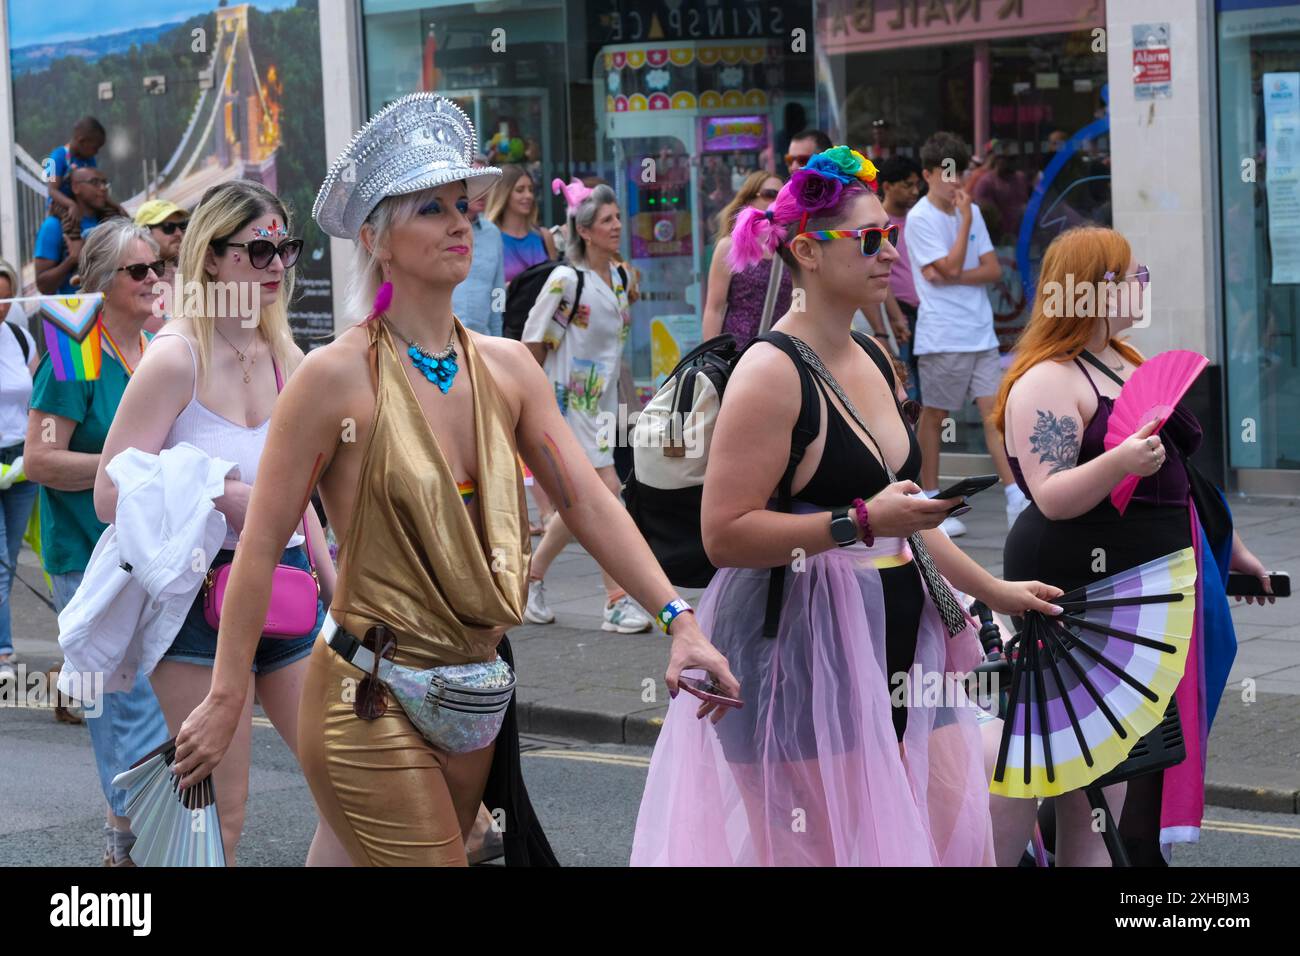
{"left": 78, "top": 218, "right": 160, "bottom": 294}
{"left": 567, "top": 184, "right": 618, "bottom": 265}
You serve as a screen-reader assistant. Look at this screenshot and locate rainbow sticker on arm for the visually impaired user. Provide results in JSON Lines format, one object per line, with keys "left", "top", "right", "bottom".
{"left": 38, "top": 294, "right": 105, "bottom": 381}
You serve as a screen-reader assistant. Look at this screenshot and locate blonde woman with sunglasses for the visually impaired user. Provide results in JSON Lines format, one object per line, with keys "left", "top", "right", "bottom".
{"left": 92, "top": 181, "right": 340, "bottom": 865}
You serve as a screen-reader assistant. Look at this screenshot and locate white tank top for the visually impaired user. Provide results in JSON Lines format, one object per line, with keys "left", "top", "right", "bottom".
{"left": 157, "top": 332, "right": 303, "bottom": 551}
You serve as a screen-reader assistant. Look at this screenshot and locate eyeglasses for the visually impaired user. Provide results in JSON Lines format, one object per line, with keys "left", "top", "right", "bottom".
{"left": 795, "top": 225, "right": 900, "bottom": 257}
{"left": 758, "top": 188, "right": 780, "bottom": 201}
{"left": 222, "top": 237, "right": 303, "bottom": 270}
{"left": 785, "top": 154, "right": 813, "bottom": 168}
{"left": 157, "top": 220, "right": 189, "bottom": 236}
{"left": 116, "top": 260, "right": 165, "bottom": 282}
{"left": 83, "top": 177, "right": 110, "bottom": 189}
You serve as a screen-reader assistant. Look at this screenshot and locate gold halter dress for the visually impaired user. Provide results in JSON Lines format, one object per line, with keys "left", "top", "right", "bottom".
{"left": 298, "top": 317, "right": 531, "bottom": 866}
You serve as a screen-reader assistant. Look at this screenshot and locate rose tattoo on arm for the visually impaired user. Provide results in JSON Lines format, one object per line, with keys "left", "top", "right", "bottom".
{"left": 1028, "top": 410, "right": 1081, "bottom": 475}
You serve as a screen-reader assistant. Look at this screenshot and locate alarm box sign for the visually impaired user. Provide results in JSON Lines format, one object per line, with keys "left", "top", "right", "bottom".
{"left": 1133, "top": 23, "right": 1172, "bottom": 100}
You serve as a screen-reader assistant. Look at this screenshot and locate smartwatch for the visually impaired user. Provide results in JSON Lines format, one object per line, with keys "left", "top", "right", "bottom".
{"left": 829, "top": 507, "right": 859, "bottom": 547}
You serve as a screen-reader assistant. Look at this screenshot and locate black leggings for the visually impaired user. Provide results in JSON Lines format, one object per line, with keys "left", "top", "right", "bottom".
{"left": 880, "top": 562, "right": 925, "bottom": 742}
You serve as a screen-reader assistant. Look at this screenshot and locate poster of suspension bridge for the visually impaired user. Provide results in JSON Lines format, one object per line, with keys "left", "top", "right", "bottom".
{"left": 7, "top": 0, "right": 334, "bottom": 342}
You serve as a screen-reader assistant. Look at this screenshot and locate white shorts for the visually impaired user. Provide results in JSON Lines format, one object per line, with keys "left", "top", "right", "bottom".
{"left": 917, "top": 348, "right": 1002, "bottom": 411}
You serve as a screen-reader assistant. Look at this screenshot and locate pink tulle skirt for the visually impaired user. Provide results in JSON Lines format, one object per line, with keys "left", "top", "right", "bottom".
{"left": 631, "top": 538, "right": 996, "bottom": 866}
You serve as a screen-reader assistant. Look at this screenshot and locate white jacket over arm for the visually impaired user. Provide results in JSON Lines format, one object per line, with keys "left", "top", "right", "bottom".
{"left": 58, "top": 442, "right": 237, "bottom": 701}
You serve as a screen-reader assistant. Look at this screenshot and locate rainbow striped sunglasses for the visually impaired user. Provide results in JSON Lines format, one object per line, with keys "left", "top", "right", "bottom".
{"left": 795, "top": 225, "right": 900, "bottom": 257}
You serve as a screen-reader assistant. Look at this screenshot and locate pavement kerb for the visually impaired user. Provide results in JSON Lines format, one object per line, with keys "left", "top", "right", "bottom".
{"left": 516, "top": 695, "right": 1300, "bottom": 815}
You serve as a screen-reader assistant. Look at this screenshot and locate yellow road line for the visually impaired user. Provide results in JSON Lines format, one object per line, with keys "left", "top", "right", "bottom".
{"left": 1202, "top": 820, "right": 1300, "bottom": 839}
{"left": 523, "top": 749, "right": 650, "bottom": 768}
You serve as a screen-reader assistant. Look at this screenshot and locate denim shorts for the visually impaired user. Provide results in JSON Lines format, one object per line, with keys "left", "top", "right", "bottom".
{"left": 162, "top": 546, "right": 323, "bottom": 674}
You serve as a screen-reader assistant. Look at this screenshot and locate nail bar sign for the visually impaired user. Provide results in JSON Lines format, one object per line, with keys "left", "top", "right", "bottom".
{"left": 1133, "top": 23, "right": 1172, "bottom": 101}
{"left": 819, "top": 0, "right": 1104, "bottom": 54}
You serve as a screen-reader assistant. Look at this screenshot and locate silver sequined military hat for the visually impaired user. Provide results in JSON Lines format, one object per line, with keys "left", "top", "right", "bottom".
{"left": 313, "top": 93, "right": 502, "bottom": 239}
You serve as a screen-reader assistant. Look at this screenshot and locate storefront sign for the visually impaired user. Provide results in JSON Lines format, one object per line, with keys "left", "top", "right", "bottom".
{"left": 818, "top": 0, "right": 1104, "bottom": 54}
{"left": 701, "top": 115, "right": 768, "bottom": 151}
{"left": 1263, "top": 72, "right": 1300, "bottom": 284}
{"left": 1132, "top": 23, "right": 1172, "bottom": 100}
{"left": 603, "top": 2, "right": 793, "bottom": 42}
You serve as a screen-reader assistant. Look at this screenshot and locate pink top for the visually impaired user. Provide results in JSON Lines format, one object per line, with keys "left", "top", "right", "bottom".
{"left": 887, "top": 212, "right": 918, "bottom": 308}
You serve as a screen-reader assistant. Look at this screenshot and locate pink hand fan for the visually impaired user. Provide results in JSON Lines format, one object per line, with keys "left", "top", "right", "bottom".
{"left": 1103, "top": 350, "right": 1208, "bottom": 515}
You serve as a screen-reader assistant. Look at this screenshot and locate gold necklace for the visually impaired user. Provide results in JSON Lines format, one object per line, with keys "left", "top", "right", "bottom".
{"left": 214, "top": 327, "right": 258, "bottom": 384}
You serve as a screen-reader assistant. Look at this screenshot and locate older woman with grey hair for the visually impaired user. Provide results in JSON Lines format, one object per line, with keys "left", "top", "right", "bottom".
{"left": 519, "top": 180, "right": 652, "bottom": 632}
{"left": 25, "top": 217, "right": 169, "bottom": 867}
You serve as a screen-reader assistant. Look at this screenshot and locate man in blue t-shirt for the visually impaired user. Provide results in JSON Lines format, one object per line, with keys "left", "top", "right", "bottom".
{"left": 44, "top": 116, "right": 126, "bottom": 219}
{"left": 34, "top": 167, "right": 112, "bottom": 295}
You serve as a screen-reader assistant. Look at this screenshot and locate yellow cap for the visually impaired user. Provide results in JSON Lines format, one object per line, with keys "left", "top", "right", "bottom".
{"left": 134, "top": 199, "right": 186, "bottom": 227}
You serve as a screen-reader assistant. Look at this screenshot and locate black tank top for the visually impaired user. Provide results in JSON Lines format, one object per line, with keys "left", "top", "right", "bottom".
{"left": 794, "top": 339, "right": 922, "bottom": 508}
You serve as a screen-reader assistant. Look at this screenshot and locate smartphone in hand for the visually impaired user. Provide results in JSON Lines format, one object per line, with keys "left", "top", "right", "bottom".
{"left": 930, "top": 474, "right": 1000, "bottom": 516}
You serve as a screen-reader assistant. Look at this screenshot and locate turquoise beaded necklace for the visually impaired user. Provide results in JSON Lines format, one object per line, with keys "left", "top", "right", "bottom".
{"left": 386, "top": 319, "right": 459, "bottom": 394}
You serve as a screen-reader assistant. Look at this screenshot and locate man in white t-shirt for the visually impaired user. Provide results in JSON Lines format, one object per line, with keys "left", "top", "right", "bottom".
{"left": 906, "top": 132, "right": 1025, "bottom": 534}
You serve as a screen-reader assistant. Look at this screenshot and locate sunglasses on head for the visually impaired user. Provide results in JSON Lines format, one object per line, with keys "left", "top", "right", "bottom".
{"left": 221, "top": 237, "right": 303, "bottom": 270}
{"left": 795, "top": 225, "right": 900, "bottom": 257}
{"left": 157, "top": 220, "right": 188, "bottom": 236}
{"left": 116, "top": 260, "right": 165, "bottom": 282}
{"left": 758, "top": 188, "right": 781, "bottom": 201}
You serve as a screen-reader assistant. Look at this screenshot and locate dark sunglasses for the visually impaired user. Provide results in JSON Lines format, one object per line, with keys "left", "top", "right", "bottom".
{"left": 116, "top": 260, "right": 166, "bottom": 282}
{"left": 157, "top": 220, "right": 189, "bottom": 236}
{"left": 785, "top": 154, "right": 813, "bottom": 168}
{"left": 796, "top": 225, "right": 900, "bottom": 257}
{"left": 1129, "top": 265, "right": 1151, "bottom": 286}
{"left": 758, "top": 188, "right": 781, "bottom": 201}
{"left": 222, "top": 237, "right": 303, "bottom": 270}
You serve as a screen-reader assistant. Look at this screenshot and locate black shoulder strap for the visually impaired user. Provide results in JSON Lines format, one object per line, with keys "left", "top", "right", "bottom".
{"left": 570, "top": 266, "right": 586, "bottom": 320}
{"left": 616, "top": 263, "right": 628, "bottom": 289}
{"left": 1077, "top": 349, "right": 1126, "bottom": 387}
{"left": 7, "top": 323, "right": 28, "bottom": 363}
{"left": 851, "top": 329, "right": 896, "bottom": 391}
{"left": 752, "top": 330, "right": 820, "bottom": 638}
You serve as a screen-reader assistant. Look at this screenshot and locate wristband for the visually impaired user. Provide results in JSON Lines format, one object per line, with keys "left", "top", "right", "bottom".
{"left": 656, "top": 598, "right": 693, "bottom": 635}
{"left": 851, "top": 497, "right": 874, "bottom": 547}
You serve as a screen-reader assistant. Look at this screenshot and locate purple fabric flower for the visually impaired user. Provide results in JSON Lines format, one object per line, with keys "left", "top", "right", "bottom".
{"left": 789, "top": 168, "right": 844, "bottom": 215}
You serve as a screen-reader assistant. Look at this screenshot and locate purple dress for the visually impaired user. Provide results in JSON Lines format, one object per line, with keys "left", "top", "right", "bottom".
{"left": 722, "top": 258, "right": 793, "bottom": 348}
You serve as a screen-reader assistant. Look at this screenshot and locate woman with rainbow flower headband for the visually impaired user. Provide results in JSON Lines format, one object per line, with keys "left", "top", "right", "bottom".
{"left": 631, "top": 146, "right": 1064, "bottom": 866}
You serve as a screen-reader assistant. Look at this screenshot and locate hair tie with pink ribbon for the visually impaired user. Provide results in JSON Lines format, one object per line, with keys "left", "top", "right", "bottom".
{"left": 552, "top": 177, "right": 594, "bottom": 217}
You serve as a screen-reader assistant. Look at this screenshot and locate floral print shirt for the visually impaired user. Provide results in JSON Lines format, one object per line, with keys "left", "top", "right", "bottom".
{"left": 521, "top": 261, "right": 631, "bottom": 467}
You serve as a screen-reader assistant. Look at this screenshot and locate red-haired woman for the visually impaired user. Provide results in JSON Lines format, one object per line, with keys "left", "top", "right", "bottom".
{"left": 996, "top": 226, "right": 1269, "bottom": 865}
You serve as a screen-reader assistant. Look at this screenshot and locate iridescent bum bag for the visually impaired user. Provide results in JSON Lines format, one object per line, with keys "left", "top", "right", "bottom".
{"left": 321, "top": 614, "right": 515, "bottom": 753}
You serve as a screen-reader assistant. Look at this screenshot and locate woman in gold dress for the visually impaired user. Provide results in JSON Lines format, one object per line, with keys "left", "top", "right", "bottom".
{"left": 169, "top": 94, "right": 738, "bottom": 866}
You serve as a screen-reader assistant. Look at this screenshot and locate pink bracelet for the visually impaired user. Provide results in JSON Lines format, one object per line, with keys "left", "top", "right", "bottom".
{"left": 851, "top": 497, "right": 874, "bottom": 547}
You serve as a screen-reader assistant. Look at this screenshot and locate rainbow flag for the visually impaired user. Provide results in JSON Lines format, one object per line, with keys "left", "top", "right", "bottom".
{"left": 38, "top": 295, "right": 104, "bottom": 381}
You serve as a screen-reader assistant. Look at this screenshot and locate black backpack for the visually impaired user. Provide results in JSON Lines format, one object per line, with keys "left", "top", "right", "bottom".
{"left": 502, "top": 258, "right": 627, "bottom": 341}
{"left": 622, "top": 329, "right": 895, "bottom": 637}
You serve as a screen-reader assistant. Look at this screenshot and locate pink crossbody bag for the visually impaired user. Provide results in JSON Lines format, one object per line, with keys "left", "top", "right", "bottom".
{"left": 202, "top": 357, "right": 320, "bottom": 638}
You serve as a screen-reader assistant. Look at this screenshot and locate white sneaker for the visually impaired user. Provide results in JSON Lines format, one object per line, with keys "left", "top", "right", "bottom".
{"left": 602, "top": 595, "right": 653, "bottom": 633}
{"left": 1005, "top": 484, "right": 1030, "bottom": 527}
{"left": 524, "top": 579, "right": 555, "bottom": 625}
{"left": 940, "top": 515, "right": 968, "bottom": 538}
